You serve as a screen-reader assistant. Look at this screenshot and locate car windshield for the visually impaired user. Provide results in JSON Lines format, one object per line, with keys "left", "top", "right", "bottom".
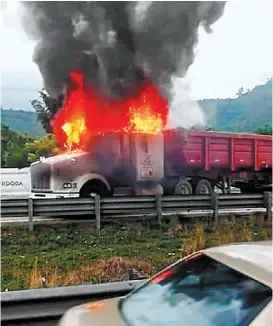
{"left": 119, "top": 253, "right": 271, "bottom": 326}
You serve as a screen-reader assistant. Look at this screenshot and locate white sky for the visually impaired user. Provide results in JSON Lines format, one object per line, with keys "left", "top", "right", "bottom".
{"left": 0, "top": 0, "right": 272, "bottom": 111}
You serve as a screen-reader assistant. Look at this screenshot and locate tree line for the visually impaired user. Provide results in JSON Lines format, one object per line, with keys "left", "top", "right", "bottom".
{"left": 1, "top": 124, "right": 59, "bottom": 168}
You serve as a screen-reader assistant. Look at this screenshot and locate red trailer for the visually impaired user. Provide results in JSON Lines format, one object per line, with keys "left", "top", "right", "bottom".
{"left": 163, "top": 130, "right": 272, "bottom": 195}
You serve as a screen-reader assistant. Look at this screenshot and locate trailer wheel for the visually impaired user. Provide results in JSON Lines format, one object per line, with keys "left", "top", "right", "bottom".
{"left": 174, "top": 179, "right": 192, "bottom": 195}
{"left": 195, "top": 179, "right": 213, "bottom": 195}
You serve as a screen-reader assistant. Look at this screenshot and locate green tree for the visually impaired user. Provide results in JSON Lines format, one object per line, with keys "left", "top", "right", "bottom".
{"left": 1, "top": 124, "right": 32, "bottom": 168}
{"left": 236, "top": 87, "right": 245, "bottom": 97}
{"left": 31, "top": 90, "right": 64, "bottom": 133}
{"left": 255, "top": 124, "right": 272, "bottom": 135}
{"left": 25, "top": 133, "right": 60, "bottom": 163}
{"left": 1, "top": 125, "right": 59, "bottom": 168}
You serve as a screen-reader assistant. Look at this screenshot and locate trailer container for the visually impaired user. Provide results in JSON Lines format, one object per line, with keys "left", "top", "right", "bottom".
{"left": 163, "top": 130, "right": 272, "bottom": 194}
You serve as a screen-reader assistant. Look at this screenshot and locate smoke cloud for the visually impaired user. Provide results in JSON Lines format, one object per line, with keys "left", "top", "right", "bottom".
{"left": 166, "top": 77, "right": 206, "bottom": 129}
{"left": 21, "top": 1, "right": 226, "bottom": 124}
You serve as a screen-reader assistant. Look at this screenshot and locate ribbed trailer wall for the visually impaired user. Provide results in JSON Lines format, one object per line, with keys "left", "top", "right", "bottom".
{"left": 164, "top": 130, "right": 272, "bottom": 172}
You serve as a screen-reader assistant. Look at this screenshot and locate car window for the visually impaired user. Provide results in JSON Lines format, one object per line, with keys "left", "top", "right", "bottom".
{"left": 119, "top": 253, "right": 271, "bottom": 326}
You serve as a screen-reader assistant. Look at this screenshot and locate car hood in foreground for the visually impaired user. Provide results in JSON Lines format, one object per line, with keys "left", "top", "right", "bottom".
{"left": 59, "top": 297, "right": 124, "bottom": 326}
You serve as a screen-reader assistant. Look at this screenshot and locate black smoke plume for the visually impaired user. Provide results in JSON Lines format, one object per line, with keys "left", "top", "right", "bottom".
{"left": 21, "top": 1, "right": 226, "bottom": 99}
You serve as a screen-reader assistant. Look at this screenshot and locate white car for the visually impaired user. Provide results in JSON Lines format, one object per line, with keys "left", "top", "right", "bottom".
{"left": 59, "top": 241, "right": 272, "bottom": 326}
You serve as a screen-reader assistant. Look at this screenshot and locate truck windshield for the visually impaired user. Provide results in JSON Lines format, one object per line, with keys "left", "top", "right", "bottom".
{"left": 119, "top": 253, "right": 271, "bottom": 326}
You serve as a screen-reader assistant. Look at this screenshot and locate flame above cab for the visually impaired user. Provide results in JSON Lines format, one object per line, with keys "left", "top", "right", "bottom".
{"left": 52, "top": 71, "right": 169, "bottom": 152}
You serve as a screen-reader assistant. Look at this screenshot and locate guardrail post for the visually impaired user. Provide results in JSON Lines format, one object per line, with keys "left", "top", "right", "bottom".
{"left": 94, "top": 195, "right": 101, "bottom": 232}
{"left": 211, "top": 192, "right": 219, "bottom": 224}
{"left": 28, "top": 197, "right": 34, "bottom": 232}
{"left": 263, "top": 191, "right": 272, "bottom": 219}
{"left": 156, "top": 194, "right": 163, "bottom": 225}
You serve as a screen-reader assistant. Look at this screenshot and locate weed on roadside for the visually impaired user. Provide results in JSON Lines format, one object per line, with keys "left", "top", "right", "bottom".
{"left": 1, "top": 214, "right": 271, "bottom": 291}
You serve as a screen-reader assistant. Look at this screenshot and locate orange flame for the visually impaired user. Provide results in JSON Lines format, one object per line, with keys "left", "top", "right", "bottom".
{"left": 62, "top": 118, "right": 86, "bottom": 151}
{"left": 128, "top": 106, "right": 164, "bottom": 134}
{"left": 52, "top": 71, "right": 168, "bottom": 151}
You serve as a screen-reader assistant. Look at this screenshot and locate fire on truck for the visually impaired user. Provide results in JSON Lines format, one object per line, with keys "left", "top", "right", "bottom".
{"left": 30, "top": 71, "right": 272, "bottom": 198}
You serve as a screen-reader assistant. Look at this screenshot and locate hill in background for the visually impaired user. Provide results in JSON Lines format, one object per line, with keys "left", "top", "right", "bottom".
{"left": 1, "top": 109, "right": 45, "bottom": 137}
{"left": 1, "top": 79, "right": 272, "bottom": 137}
{"left": 200, "top": 79, "right": 272, "bottom": 132}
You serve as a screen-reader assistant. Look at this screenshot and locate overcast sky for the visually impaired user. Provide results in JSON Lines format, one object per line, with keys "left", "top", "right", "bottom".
{"left": 1, "top": 0, "right": 272, "bottom": 111}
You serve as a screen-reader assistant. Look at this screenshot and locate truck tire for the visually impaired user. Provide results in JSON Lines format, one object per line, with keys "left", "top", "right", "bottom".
{"left": 195, "top": 179, "right": 213, "bottom": 195}
{"left": 174, "top": 179, "right": 192, "bottom": 195}
{"left": 80, "top": 181, "right": 112, "bottom": 198}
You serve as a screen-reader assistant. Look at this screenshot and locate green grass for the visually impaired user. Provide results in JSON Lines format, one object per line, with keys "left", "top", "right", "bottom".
{"left": 1, "top": 215, "right": 272, "bottom": 291}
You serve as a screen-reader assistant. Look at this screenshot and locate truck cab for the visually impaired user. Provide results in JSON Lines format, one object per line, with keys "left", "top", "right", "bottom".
{"left": 30, "top": 133, "right": 164, "bottom": 198}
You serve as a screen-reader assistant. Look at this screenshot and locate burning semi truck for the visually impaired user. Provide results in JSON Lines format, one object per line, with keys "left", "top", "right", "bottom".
{"left": 30, "top": 129, "right": 272, "bottom": 198}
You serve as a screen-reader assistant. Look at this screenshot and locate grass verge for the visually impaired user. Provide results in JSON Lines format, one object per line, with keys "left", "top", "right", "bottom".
{"left": 1, "top": 214, "right": 272, "bottom": 291}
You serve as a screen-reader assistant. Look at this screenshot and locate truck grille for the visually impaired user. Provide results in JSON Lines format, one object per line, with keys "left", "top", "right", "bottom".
{"left": 31, "top": 163, "right": 51, "bottom": 191}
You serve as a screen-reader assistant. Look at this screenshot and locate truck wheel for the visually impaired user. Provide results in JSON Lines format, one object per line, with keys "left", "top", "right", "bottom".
{"left": 195, "top": 179, "right": 213, "bottom": 195}
{"left": 80, "top": 181, "right": 112, "bottom": 198}
{"left": 174, "top": 179, "right": 192, "bottom": 195}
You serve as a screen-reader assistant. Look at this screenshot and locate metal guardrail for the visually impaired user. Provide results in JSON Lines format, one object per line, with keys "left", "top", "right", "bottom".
{"left": 1, "top": 280, "right": 145, "bottom": 325}
{"left": 1, "top": 192, "right": 272, "bottom": 231}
